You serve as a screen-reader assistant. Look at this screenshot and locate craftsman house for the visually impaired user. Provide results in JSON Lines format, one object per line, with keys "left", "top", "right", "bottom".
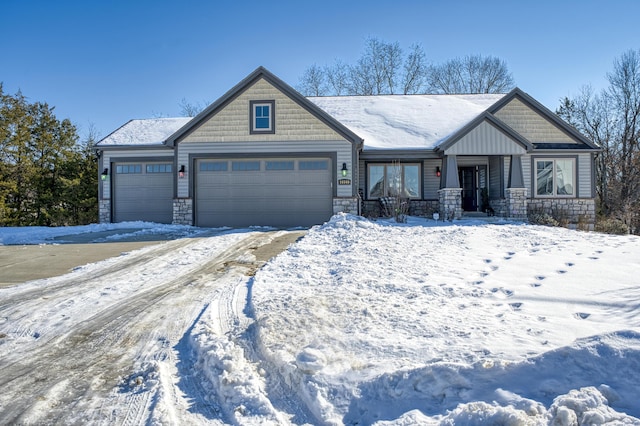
{"left": 96, "top": 66, "right": 600, "bottom": 228}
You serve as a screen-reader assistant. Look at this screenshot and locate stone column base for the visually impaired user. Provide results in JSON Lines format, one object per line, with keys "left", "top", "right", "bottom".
{"left": 506, "top": 188, "right": 527, "bottom": 219}
{"left": 99, "top": 200, "right": 111, "bottom": 223}
{"left": 333, "top": 197, "right": 359, "bottom": 215}
{"left": 173, "top": 198, "right": 193, "bottom": 225}
{"left": 438, "top": 188, "right": 462, "bottom": 220}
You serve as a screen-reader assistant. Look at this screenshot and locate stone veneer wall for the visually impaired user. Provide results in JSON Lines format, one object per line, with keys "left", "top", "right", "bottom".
{"left": 527, "top": 198, "right": 596, "bottom": 225}
{"left": 173, "top": 198, "right": 193, "bottom": 225}
{"left": 506, "top": 188, "right": 528, "bottom": 219}
{"left": 333, "top": 197, "right": 359, "bottom": 215}
{"left": 438, "top": 188, "right": 463, "bottom": 220}
{"left": 489, "top": 199, "right": 508, "bottom": 217}
{"left": 99, "top": 200, "right": 111, "bottom": 223}
{"left": 360, "top": 200, "right": 439, "bottom": 218}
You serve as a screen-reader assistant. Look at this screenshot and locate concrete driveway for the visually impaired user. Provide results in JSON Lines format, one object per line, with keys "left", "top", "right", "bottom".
{"left": 0, "top": 229, "right": 183, "bottom": 288}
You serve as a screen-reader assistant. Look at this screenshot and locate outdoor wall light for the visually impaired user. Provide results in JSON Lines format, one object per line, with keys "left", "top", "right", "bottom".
{"left": 179, "top": 165, "right": 186, "bottom": 178}
{"left": 341, "top": 162, "right": 348, "bottom": 177}
{"left": 101, "top": 168, "right": 109, "bottom": 181}
{"left": 435, "top": 166, "right": 441, "bottom": 178}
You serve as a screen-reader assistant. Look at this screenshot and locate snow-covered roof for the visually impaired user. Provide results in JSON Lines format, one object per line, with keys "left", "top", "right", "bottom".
{"left": 308, "top": 94, "right": 505, "bottom": 150}
{"left": 97, "top": 117, "right": 192, "bottom": 147}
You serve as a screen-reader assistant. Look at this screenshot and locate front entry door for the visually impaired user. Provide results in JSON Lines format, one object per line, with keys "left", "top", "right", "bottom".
{"left": 459, "top": 167, "right": 477, "bottom": 211}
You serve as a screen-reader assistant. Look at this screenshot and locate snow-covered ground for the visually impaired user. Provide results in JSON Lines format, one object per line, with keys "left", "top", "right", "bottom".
{"left": 1, "top": 215, "right": 639, "bottom": 425}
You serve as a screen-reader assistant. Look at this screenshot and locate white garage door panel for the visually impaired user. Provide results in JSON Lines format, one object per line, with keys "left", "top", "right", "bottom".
{"left": 196, "top": 158, "right": 332, "bottom": 227}
{"left": 113, "top": 162, "right": 173, "bottom": 224}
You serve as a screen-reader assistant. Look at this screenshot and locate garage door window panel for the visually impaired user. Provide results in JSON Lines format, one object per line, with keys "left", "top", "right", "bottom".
{"left": 200, "top": 161, "right": 228, "bottom": 172}
{"left": 232, "top": 161, "right": 261, "bottom": 171}
{"left": 116, "top": 164, "right": 142, "bottom": 174}
{"left": 299, "top": 160, "right": 329, "bottom": 170}
{"left": 146, "top": 164, "right": 172, "bottom": 173}
{"left": 266, "top": 161, "right": 294, "bottom": 171}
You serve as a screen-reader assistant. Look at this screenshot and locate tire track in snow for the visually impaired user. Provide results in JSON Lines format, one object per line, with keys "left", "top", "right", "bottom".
{"left": 0, "top": 231, "right": 291, "bottom": 425}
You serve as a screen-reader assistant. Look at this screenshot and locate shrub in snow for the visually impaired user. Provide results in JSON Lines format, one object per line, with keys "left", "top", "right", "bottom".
{"left": 594, "top": 217, "right": 629, "bottom": 235}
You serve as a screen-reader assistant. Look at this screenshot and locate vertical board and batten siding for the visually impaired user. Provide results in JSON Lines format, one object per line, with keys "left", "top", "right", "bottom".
{"left": 101, "top": 149, "right": 173, "bottom": 200}
{"left": 494, "top": 98, "right": 575, "bottom": 144}
{"left": 443, "top": 121, "right": 527, "bottom": 156}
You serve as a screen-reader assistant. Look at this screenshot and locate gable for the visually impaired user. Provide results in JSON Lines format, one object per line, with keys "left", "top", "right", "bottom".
{"left": 178, "top": 78, "right": 350, "bottom": 144}
{"left": 443, "top": 120, "right": 529, "bottom": 155}
{"left": 493, "top": 97, "right": 576, "bottom": 144}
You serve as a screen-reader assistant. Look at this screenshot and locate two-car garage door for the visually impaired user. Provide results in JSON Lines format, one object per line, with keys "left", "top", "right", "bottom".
{"left": 195, "top": 158, "right": 332, "bottom": 228}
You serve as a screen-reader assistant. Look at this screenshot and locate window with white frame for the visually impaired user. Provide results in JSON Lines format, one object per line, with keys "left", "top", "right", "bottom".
{"left": 367, "top": 163, "right": 421, "bottom": 199}
{"left": 535, "top": 158, "right": 575, "bottom": 197}
{"left": 250, "top": 100, "right": 274, "bottom": 134}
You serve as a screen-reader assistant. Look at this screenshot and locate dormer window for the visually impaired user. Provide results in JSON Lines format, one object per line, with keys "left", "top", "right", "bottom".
{"left": 250, "top": 100, "right": 275, "bottom": 134}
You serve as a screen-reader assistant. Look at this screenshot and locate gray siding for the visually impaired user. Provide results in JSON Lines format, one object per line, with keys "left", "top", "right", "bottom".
{"left": 101, "top": 149, "right": 173, "bottom": 200}
{"left": 423, "top": 159, "right": 441, "bottom": 199}
{"left": 494, "top": 98, "right": 575, "bottom": 144}
{"left": 488, "top": 156, "right": 502, "bottom": 199}
{"left": 182, "top": 78, "right": 345, "bottom": 143}
{"left": 578, "top": 153, "right": 592, "bottom": 197}
{"left": 444, "top": 121, "right": 527, "bottom": 155}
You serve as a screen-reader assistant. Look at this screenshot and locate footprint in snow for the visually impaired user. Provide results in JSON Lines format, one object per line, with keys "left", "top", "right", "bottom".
{"left": 509, "top": 302, "right": 523, "bottom": 311}
{"left": 556, "top": 269, "right": 568, "bottom": 274}
{"left": 575, "top": 312, "right": 591, "bottom": 320}
{"left": 566, "top": 262, "right": 575, "bottom": 267}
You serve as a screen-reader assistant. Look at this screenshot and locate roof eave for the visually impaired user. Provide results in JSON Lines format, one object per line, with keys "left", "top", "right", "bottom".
{"left": 434, "top": 111, "right": 533, "bottom": 154}
{"left": 488, "top": 87, "right": 600, "bottom": 150}
{"left": 165, "top": 66, "right": 364, "bottom": 146}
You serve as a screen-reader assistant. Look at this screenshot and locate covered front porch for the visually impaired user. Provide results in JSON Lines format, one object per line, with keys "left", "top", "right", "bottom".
{"left": 437, "top": 154, "right": 527, "bottom": 220}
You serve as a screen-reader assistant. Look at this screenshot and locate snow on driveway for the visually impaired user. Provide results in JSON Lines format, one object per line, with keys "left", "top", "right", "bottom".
{"left": 1, "top": 216, "right": 639, "bottom": 425}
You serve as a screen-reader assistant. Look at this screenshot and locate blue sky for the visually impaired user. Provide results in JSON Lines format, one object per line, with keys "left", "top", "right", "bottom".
{"left": 2, "top": 0, "right": 639, "bottom": 141}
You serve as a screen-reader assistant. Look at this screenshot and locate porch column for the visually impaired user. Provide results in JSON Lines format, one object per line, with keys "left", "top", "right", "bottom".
{"left": 508, "top": 155, "right": 525, "bottom": 189}
{"left": 438, "top": 155, "right": 462, "bottom": 220}
{"left": 507, "top": 155, "right": 527, "bottom": 219}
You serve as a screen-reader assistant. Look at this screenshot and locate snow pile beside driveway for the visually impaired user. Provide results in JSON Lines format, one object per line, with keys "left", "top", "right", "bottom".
{"left": 250, "top": 214, "right": 640, "bottom": 424}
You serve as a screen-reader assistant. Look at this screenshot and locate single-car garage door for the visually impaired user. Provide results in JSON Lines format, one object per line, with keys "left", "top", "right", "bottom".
{"left": 113, "top": 162, "right": 174, "bottom": 223}
{"left": 195, "top": 158, "right": 332, "bottom": 227}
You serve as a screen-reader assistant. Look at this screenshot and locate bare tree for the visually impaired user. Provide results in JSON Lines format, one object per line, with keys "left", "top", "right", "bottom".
{"left": 401, "top": 43, "right": 428, "bottom": 94}
{"left": 325, "top": 60, "right": 349, "bottom": 95}
{"left": 428, "top": 54, "right": 515, "bottom": 94}
{"left": 297, "top": 64, "right": 327, "bottom": 96}
{"left": 557, "top": 49, "right": 640, "bottom": 232}
{"left": 345, "top": 37, "right": 404, "bottom": 95}
{"left": 178, "top": 98, "right": 208, "bottom": 117}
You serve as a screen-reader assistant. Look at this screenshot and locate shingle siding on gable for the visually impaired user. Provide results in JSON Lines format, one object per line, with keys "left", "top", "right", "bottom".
{"left": 181, "top": 79, "right": 345, "bottom": 143}
{"left": 494, "top": 98, "right": 575, "bottom": 144}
